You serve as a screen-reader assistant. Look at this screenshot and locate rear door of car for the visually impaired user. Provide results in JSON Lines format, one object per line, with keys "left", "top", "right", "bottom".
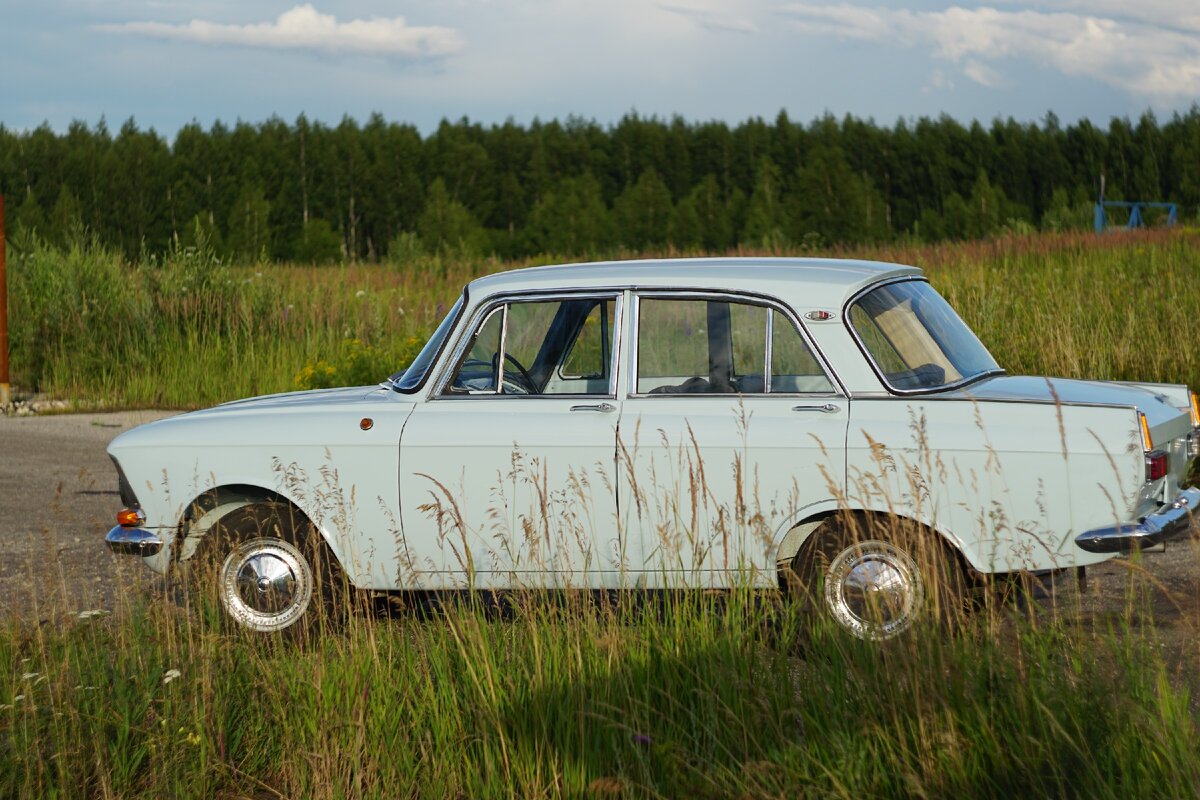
{"left": 398, "top": 291, "right": 626, "bottom": 589}
{"left": 616, "top": 291, "right": 848, "bottom": 587}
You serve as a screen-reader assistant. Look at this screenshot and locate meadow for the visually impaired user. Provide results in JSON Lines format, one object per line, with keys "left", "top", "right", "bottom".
{"left": 6, "top": 227, "right": 1200, "bottom": 408}
{"left": 4, "top": 229, "right": 1200, "bottom": 797}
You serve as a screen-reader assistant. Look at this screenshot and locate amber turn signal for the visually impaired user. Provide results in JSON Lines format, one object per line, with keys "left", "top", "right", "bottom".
{"left": 116, "top": 507, "right": 143, "bottom": 528}
{"left": 1139, "top": 412, "right": 1154, "bottom": 452}
{"left": 1190, "top": 392, "right": 1200, "bottom": 428}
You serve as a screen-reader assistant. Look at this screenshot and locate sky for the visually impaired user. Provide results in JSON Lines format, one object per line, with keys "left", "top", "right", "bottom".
{"left": 3, "top": 0, "right": 1199, "bottom": 136}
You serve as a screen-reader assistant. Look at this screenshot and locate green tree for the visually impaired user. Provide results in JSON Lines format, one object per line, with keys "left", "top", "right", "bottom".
{"left": 294, "top": 219, "right": 342, "bottom": 264}
{"left": 741, "top": 157, "right": 788, "bottom": 249}
{"left": 525, "top": 173, "right": 612, "bottom": 255}
{"left": 790, "top": 146, "right": 885, "bottom": 244}
{"left": 416, "top": 177, "right": 486, "bottom": 255}
{"left": 226, "top": 182, "right": 271, "bottom": 261}
{"left": 613, "top": 167, "right": 673, "bottom": 250}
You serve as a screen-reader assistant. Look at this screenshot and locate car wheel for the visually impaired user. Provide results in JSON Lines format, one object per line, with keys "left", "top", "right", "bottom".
{"left": 795, "top": 516, "right": 968, "bottom": 640}
{"left": 190, "top": 502, "right": 341, "bottom": 635}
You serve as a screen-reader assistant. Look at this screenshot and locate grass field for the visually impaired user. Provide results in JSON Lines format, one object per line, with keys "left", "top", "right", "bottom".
{"left": 6, "top": 228, "right": 1200, "bottom": 408}
{"left": 5, "top": 229, "right": 1200, "bottom": 797}
{"left": 4, "top": 582, "right": 1200, "bottom": 799}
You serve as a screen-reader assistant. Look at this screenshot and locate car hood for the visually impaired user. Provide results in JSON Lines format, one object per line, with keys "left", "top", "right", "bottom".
{"left": 200, "top": 384, "right": 388, "bottom": 414}
{"left": 954, "top": 375, "right": 1190, "bottom": 436}
{"left": 108, "top": 384, "right": 403, "bottom": 454}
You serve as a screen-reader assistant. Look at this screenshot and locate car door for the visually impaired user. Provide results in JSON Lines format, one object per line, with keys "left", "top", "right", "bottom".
{"left": 398, "top": 292, "right": 626, "bottom": 589}
{"left": 617, "top": 292, "right": 848, "bottom": 588}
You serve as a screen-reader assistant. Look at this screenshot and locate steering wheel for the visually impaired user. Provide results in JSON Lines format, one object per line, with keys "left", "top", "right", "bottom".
{"left": 492, "top": 352, "right": 537, "bottom": 394}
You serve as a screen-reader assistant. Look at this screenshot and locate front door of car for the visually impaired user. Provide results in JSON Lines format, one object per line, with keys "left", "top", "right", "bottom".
{"left": 398, "top": 293, "right": 626, "bottom": 589}
{"left": 617, "top": 293, "right": 848, "bottom": 588}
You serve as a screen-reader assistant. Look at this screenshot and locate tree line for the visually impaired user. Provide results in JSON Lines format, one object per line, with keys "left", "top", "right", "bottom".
{"left": 1, "top": 108, "right": 1197, "bottom": 262}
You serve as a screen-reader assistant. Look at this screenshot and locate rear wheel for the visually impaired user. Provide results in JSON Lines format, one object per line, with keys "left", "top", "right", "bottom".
{"left": 793, "top": 516, "right": 969, "bottom": 640}
{"left": 190, "top": 502, "right": 343, "bottom": 635}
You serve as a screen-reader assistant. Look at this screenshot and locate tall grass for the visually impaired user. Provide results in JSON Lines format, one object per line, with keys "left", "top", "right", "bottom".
{"left": 7, "top": 228, "right": 1200, "bottom": 408}
{"left": 2, "top": 576, "right": 1198, "bottom": 799}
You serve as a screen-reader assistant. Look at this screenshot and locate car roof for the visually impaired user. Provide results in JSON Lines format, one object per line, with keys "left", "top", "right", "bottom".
{"left": 466, "top": 257, "right": 923, "bottom": 307}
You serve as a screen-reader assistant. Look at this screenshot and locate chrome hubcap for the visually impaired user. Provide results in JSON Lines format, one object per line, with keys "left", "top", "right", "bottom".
{"left": 219, "top": 538, "right": 313, "bottom": 632}
{"left": 825, "top": 540, "right": 922, "bottom": 640}
{"left": 235, "top": 552, "right": 299, "bottom": 614}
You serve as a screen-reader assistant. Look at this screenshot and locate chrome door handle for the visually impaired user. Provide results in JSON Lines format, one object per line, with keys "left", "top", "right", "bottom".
{"left": 792, "top": 403, "right": 841, "bottom": 414}
{"left": 570, "top": 402, "right": 616, "bottom": 413}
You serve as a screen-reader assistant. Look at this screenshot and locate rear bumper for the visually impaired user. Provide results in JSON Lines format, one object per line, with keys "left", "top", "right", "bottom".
{"left": 1075, "top": 487, "right": 1200, "bottom": 554}
{"left": 105, "top": 526, "right": 164, "bottom": 556}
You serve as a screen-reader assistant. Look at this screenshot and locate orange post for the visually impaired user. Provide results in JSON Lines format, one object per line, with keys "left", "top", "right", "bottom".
{"left": 0, "top": 195, "right": 7, "bottom": 408}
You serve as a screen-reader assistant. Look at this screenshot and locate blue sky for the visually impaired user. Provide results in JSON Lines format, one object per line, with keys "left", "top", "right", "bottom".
{"left": 3, "top": 0, "right": 1198, "bottom": 135}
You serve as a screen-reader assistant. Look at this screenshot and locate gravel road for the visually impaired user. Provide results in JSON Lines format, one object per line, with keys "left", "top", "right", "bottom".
{"left": 0, "top": 411, "right": 175, "bottom": 619}
{"left": 0, "top": 411, "right": 1197, "bottom": 642}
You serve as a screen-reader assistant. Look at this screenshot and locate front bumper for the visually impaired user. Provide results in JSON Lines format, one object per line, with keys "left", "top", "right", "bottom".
{"left": 105, "top": 526, "right": 164, "bottom": 556}
{"left": 1075, "top": 487, "right": 1200, "bottom": 554}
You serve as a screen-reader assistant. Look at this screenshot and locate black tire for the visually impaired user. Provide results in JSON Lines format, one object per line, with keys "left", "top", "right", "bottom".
{"left": 791, "top": 514, "right": 970, "bottom": 640}
{"left": 187, "top": 501, "right": 348, "bottom": 636}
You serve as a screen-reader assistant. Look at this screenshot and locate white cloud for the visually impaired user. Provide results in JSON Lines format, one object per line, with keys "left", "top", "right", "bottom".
{"left": 658, "top": 3, "right": 760, "bottom": 34}
{"left": 777, "top": 2, "right": 1200, "bottom": 98}
{"left": 96, "top": 4, "right": 463, "bottom": 59}
{"left": 962, "top": 59, "right": 1002, "bottom": 88}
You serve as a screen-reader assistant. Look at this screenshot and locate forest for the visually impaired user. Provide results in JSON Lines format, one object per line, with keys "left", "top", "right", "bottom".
{"left": 1, "top": 108, "right": 1197, "bottom": 262}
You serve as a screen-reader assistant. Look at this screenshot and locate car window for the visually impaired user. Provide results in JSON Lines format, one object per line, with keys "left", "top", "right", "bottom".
{"left": 445, "top": 296, "right": 616, "bottom": 396}
{"left": 636, "top": 297, "right": 833, "bottom": 395}
{"left": 849, "top": 280, "right": 999, "bottom": 391}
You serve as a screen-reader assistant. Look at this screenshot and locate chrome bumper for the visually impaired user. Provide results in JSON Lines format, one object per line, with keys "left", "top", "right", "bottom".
{"left": 1075, "top": 487, "right": 1200, "bottom": 554}
{"left": 105, "top": 526, "right": 164, "bottom": 556}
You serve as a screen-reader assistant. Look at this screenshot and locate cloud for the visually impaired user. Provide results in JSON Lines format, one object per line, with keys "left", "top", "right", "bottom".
{"left": 658, "top": 3, "right": 760, "bottom": 34}
{"left": 777, "top": 2, "right": 1200, "bottom": 98}
{"left": 96, "top": 4, "right": 463, "bottom": 59}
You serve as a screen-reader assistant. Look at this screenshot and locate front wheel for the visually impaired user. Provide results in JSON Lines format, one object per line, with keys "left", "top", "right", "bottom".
{"left": 218, "top": 536, "right": 316, "bottom": 633}
{"left": 794, "top": 517, "right": 969, "bottom": 640}
{"left": 189, "top": 502, "right": 343, "bottom": 635}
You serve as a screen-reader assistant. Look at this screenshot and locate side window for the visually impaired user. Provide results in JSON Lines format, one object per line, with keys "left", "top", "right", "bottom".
{"left": 770, "top": 312, "right": 835, "bottom": 393}
{"left": 636, "top": 297, "right": 833, "bottom": 395}
{"left": 445, "top": 297, "right": 616, "bottom": 396}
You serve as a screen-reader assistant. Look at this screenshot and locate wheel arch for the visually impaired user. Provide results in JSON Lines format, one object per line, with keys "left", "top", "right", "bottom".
{"left": 175, "top": 484, "right": 326, "bottom": 567}
{"left": 774, "top": 506, "right": 978, "bottom": 582}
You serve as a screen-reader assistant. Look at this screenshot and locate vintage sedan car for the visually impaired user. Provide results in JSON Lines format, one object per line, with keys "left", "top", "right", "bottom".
{"left": 105, "top": 258, "right": 1200, "bottom": 638}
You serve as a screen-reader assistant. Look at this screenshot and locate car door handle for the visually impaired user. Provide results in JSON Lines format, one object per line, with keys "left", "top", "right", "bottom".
{"left": 792, "top": 403, "right": 841, "bottom": 414}
{"left": 570, "top": 402, "right": 616, "bottom": 413}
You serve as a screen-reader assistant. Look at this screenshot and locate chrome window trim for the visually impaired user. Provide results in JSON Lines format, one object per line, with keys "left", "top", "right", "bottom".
{"left": 428, "top": 290, "right": 624, "bottom": 401}
{"left": 627, "top": 289, "right": 847, "bottom": 399}
{"left": 842, "top": 276, "right": 1005, "bottom": 397}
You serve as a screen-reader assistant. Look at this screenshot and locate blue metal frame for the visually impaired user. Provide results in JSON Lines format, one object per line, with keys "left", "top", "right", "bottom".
{"left": 1094, "top": 200, "right": 1178, "bottom": 233}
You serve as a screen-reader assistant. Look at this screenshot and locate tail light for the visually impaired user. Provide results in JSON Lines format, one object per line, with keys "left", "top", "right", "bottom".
{"left": 1190, "top": 393, "right": 1200, "bottom": 459}
{"left": 1145, "top": 451, "right": 1168, "bottom": 482}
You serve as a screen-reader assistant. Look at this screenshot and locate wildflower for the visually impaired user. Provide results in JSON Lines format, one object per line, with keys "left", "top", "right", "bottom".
{"left": 632, "top": 733, "right": 653, "bottom": 746}
{"left": 20, "top": 672, "right": 39, "bottom": 681}
{"left": 185, "top": 731, "right": 203, "bottom": 746}
{"left": 356, "top": 290, "right": 366, "bottom": 298}
{"left": 162, "top": 669, "right": 182, "bottom": 685}
{"left": 12, "top": 695, "right": 24, "bottom": 702}
{"left": 78, "top": 609, "right": 109, "bottom": 619}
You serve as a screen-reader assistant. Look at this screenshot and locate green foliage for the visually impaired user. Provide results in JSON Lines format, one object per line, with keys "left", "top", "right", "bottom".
{"left": 613, "top": 168, "right": 673, "bottom": 250}
{"left": 7, "top": 230, "right": 1200, "bottom": 408}
{"left": 294, "top": 219, "right": 342, "bottom": 264}
{"left": 225, "top": 182, "right": 271, "bottom": 262}
{"left": 1, "top": 584, "right": 1198, "bottom": 798}
{"left": 5, "top": 110, "right": 1196, "bottom": 262}
{"left": 416, "top": 177, "right": 486, "bottom": 256}
{"left": 525, "top": 173, "right": 612, "bottom": 254}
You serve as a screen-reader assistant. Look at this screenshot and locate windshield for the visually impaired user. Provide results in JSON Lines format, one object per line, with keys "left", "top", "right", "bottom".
{"left": 390, "top": 293, "right": 466, "bottom": 393}
{"left": 848, "top": 280, "right": 1000, "bottom": 392}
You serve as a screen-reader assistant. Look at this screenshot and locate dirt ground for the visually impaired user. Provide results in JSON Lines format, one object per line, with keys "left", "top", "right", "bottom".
{"left": 0, "top": 410, "right": 175, "bottom": 619}
{"left": 1, "top": 411, "right": 1197, "bottom": 642}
